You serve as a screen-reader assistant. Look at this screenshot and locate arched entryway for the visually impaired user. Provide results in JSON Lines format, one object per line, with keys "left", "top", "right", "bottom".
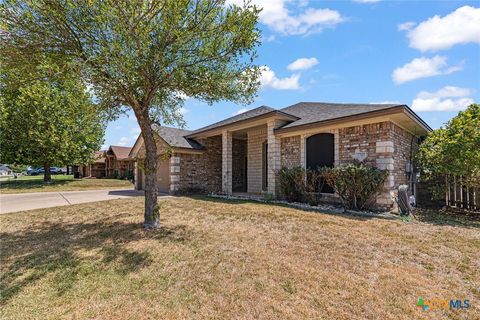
{"left": 306, "top": 133, "right": 334, "bottom": 193}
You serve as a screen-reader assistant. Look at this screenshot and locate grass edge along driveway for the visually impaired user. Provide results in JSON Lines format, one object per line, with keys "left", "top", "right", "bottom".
{"left": 0, "top": 175, "right": 133, "bottom": 194}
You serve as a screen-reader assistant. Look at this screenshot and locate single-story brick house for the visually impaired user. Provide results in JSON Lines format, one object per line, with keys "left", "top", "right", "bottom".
{"left": 130, "top": 102, "right": 431, "bottom": 211}
{"left": 77, "top": 150, "right": 106, "bottom": 178}
{"left": 105, "top": 145, "right": 134, "bottom": 178}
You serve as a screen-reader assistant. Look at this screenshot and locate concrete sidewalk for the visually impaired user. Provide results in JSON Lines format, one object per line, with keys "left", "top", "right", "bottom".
{"left": 0, "top": 189, "right": 150, "bottom": 214}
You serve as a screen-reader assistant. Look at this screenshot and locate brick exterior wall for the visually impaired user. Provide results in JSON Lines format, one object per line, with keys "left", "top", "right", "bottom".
{"left": 232, "top": 138, "right": 247, "bottom": 192}
{"left": 281, "top": 135, "right": 301, "bottom": 168}
{"left": 338, "top": 122, "right": 391, "bottom": 166}
{"left": 337, "top": 121, "right": 416, "bottom": 211}
{"left": 391, "top": 123, "right": 417, "bottom": 187}
{"left": 247, "top": 127, "right": 267, "bottom": 193}
{"left": 177, "top": 136, "right": 222, "bottom": 193}
{"left": 136, "top": 120, "right": 417, "bottom": 212}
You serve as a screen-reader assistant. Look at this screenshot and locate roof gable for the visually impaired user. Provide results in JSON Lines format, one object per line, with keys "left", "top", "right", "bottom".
{"left": 153, "top": 125, "right": 203, "bottom": 150}
{"left": 187, "top": 106, "right": 278, "bottom": 136}
{"left": 108, "top": 146, "right": 133, "bottom": 160}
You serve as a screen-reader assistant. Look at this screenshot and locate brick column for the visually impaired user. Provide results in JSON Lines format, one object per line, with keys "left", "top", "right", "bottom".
{"left": 222, "top": 130, "right": 232, "bottom": 195}
{"left": 267, "top": 120, "right": 281, "bottom": 196}
{"left": 170, "top": 155, "right": 180, "bottom": 194}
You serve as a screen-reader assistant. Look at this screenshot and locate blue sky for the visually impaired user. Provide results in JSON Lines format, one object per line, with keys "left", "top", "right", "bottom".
{"left": 103, "top": 0, "right": 480, "bottom": 149}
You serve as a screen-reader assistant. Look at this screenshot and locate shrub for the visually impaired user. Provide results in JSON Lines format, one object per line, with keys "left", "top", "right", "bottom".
{"left": 322, "top": 162, "right": 388, "bottom": 211}
{"left": 278, "top": 166, "right": 306, "bottom": 202}
{"left": 304, "top": 169, "right": 325, "bottom": 206}
{"left": 262, "top": 192, "right": 274, "bottom": 202}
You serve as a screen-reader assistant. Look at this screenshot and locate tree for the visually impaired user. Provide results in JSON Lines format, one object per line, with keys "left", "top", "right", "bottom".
{"left": 0, "top": 59, "right": 106, "bottom": 182}
{"left": 0, "top": 0, "right": 261, "bottom": 228}
{"left": 416, "top": 103, "right": 480, "bottom": 194}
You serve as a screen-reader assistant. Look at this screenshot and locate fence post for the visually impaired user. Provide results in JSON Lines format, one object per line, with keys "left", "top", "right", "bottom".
{"left": 453, "top": 176, "right": 457, "bottom": 207}
{"left": 460, "top": 176, "right": 463, "bottom": 209}
{"left": 445, "top": 175, "right": 448, "bottom": 207}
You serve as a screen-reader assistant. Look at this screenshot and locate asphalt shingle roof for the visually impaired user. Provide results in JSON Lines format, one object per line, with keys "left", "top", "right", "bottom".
{"left": 109, "top": 146, "right": 133, "bottom": 160}
{"left": 153, "top": 125, "right": 203, "bottom": 150}
{"left": 188, "top": 106, "right": 277, "bottom": 136}
{"left": 278, "top": 102, "right": 403, "bottom": 129}
{"left": 149, "top": 102, "right": 421, "bottom": 147}
{"left": 94, "top": 151, "right": 106, "bottom": 163}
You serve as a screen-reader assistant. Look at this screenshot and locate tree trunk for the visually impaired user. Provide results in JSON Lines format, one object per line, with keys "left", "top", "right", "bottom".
{"left": 44, "top": 162, "right": 51, "bottom": 182}
{"left": 134, "top": 107, "right": 160, "bottom": 229}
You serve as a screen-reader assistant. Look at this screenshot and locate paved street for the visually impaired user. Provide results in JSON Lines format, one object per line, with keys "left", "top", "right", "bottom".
{"left": 0, "top": 189, "right": 149, "bottom": 214}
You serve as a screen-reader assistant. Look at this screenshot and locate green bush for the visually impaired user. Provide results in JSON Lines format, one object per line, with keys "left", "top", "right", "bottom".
{"left": 322, "top": 162, "right": 388, "bottom": 211}
{"left": 278, "top": 166, "right": 306, "bottom": 202}
{"left": 304, "top": 169, "right": 325, "bottom": 206}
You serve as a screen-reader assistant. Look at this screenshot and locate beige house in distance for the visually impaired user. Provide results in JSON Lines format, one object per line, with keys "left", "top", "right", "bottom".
{"left": 129, "top": 102, "right": 431, "bottom": 211}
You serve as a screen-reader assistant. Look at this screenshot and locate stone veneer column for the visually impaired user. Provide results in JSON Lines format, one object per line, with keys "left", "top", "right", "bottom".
{"left": 375, "top": 140, "right": 395, "bottom": 207}
{"left": 334, "top": 129, "right": 339, "bottom": 166}
{"left": 170, "top": 155, "right": 181, "bottom": 194}
{"left": 222, "top": 131, "right": 233, "bottom": 195}
{"left": 267, "top": 120, "right": 281, "bottom": 196}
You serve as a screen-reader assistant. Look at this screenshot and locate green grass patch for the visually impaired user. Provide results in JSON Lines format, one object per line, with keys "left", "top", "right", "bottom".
{"left": 0, "top": 175, "right": 132, "bottom": 194}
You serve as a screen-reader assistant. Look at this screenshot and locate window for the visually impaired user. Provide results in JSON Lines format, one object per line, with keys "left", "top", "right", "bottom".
{"left": 306, "top": 133, "right": 334, "bottom": 193}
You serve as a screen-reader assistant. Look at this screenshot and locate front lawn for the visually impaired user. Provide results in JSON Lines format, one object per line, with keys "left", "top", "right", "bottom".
{"left": 0, "top": 197, "right": 478, "bottom": 319}
{"left": 0, "top": 175, "right": 133, "bottom": 194}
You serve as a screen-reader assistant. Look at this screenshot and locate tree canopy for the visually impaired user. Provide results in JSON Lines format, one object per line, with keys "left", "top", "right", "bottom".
{"left": 416, "top": 103, "right": 480, "bottom": 188}
{"left": 0, "top": 59, "right": 106, "bottom": 182}
{"left": 0, "top": 0, "right": 262, "bottom": 227}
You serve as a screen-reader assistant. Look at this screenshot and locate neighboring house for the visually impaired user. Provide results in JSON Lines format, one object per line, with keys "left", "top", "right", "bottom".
{"left": 105, "top": 146, "right": 134, "bottom": 178}
{"left": 0, "top": 164, "right": 13, "bottom": 176}
{"left": 77, "top": 151, "right": 107, "bottom": 178}
{"left": 130, "top": 102, "right": 431, "bottom": 211}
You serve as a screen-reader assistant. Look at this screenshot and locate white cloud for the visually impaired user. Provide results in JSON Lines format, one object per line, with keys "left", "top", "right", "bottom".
{"left": 174, "top": 91, "right": 189, "bottom": 100}
{"left": 227, "top": 0, "right": 345, "bottom": 35}
{"left": 405, "top": 6, "right": 480, "bottom": 52}
{"left": 233, "top": 108, "right": 250, "bottom": 116}
{"left": 178, "top": 107, "right": 189, "bottom": 115}
{"left": 412, "top": 86, "right": 474, "bottom": 111}
{"left": 260, "top": 66, "right": 300, "bottom": 90}
{"left": 287, "top": 57, "right": 318, "bottom": 71}
{"left": 397, "top": 21, "right": 416, "bottom": 31}
{"left": 130, "top": 127, "right": 141, "bottom": 135}
{"left": 264, "top": 34, "right": 276, "bottom": 42}
{"left": 117, "top": 137, "right": 131, "bottom": 146}
{"left": 392, "top": 55, "right": 462, "bottom": 84}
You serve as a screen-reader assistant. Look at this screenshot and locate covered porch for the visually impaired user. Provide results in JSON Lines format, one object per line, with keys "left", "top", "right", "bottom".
{"left": 219, "top": 119, "right": 285, "bottom": 197}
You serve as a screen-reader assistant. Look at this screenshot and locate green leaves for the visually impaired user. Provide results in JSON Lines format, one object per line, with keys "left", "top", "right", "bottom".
{"left": 0, "top": 59, "right": 106, "bottom": 167}
{"left": 322, "top": 163, "right": 388, "bottom": 211}
{"left": 416, "top": 104, "right": 480, "bottom": 188}
{"left": 0, "top": 0, "right": 261, "bottom": 123}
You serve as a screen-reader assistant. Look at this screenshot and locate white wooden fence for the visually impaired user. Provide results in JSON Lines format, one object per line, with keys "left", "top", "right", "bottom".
{"left": 445, "top": 175, "right": 479, "bottom": 212}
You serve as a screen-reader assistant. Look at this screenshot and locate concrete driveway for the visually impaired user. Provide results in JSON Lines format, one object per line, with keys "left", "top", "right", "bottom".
{"left": 0, "top": 189, "right": 151, "bottom": 214}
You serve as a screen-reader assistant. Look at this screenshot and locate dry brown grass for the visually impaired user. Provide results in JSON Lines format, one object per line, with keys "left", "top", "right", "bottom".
{"left": 1, "top": 197, "right": 478, "bottom": 319}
